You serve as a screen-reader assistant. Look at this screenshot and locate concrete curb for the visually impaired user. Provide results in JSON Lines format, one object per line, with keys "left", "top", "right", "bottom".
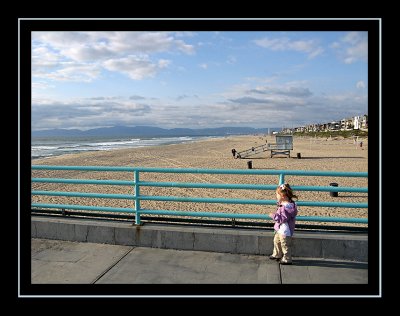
{"left": 31, "top": 216, "right": 368, "bottom": 262}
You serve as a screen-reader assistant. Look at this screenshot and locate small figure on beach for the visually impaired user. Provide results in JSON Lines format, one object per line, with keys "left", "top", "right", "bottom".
{"left": 268, "top": 183, "right": 298, "bottom": 265}
{"left": 231, "top": 148, "right": 237, "bottom": 158}
{"left": 359, "top": 141, "right": 363, "bottom": 149}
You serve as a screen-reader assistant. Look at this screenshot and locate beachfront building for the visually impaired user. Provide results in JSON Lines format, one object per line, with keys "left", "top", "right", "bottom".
{"left": 360, "top": 115, "right": 368, "bottom": 130}
{"left": 328, "top": 121, "right": 341, "bottom": 131}
{"left": 341, "top": 117, "right": 354, "bottom": 130}
{"left": 353, "top": 116, "right": 361, "bottom": 130}
{"left": 286, "top": 114, "right": 368, "bottom": 134}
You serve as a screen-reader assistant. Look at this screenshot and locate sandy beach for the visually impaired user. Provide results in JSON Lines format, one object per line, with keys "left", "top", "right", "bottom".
{"left": 32, "top": 134, "right": 368, "bottom": 227}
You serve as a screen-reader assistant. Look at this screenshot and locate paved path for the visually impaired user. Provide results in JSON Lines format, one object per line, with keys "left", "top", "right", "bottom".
{"left": 31, "top": 238, "right": 368, "bottom": 285}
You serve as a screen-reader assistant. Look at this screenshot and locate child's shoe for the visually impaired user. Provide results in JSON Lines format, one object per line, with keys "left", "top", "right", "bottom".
{"left": 279, "top": 258, "right": 292, "bottom": 265}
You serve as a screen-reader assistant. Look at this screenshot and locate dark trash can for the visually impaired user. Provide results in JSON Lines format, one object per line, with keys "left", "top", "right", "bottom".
{"left": 297, "top": 153, "right": 301, "bottom": 159}
{"left": 247, "top": 161, "right": 253, "bottom": 169}
{"left": 329, "top": 183, "right": 338, "bottom": 197}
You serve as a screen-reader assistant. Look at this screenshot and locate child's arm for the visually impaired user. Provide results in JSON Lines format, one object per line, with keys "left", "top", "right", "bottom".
{"left": 270, "top": 206, "right": 286, "bottom": 223}
{"left": 271, "top": 204, "right": 296, "bottom": 223}
{"left": 284, "top": 203, "right": 297, "bottom": 218}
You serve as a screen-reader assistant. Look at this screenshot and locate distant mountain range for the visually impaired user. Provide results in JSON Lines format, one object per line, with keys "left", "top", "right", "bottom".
{"left": 32, "top": 126, "right": 280, "bottom": 138}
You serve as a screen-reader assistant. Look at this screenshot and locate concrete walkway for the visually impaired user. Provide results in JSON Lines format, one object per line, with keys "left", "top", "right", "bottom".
{"left": 32, "top": 238, "right": 368, "bottom": 284}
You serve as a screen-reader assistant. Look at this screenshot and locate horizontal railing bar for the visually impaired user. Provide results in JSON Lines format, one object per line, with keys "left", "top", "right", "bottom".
{"left": 31, "top": 178, "right": 367, "bottom": 193}
{"left": 291, "top": 185, "right": 368, "bottom": 193}
{"left": 297, "top": 201, "right": 368, "bottom": 208}
{"left": 296, "top": 216, "right": 368, "bottom": 224}
{"left": 32, "top": 165, "right": 136, "bottom": 172}
{"left": 139, "top": 195, "right": 367, "bottom": 208}
{"left": 138, "top": 195, "right": 275, "bottom": 205}
{"left": 134, "top": 209, "right": 368, "bottom": 224}
{"left": 141, "top": 209, "right": 269, "bottom": 220}
{"left": 32, "top": 191, "right": 135, "bottom": 200}
{"left": 139, "top": 181, "right": 277, "bottom": 190}
{"left": 138, "top": 182, "right": 368, "bottom": 193}
{"left": 32, "top": 178, "right": 135, "bottom": 186}
{"left": 31, "top": 203, "right": 134, "bottom": 213}
{"left": 32, "top": 165, "right": 367, "bottom": 177}
{"left": 30, "top": 204, "right": 367, "bottom": 224}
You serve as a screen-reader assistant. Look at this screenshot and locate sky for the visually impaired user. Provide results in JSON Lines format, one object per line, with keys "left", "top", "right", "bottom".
{"left": 31, "top": 31, "right": 368, "bottom": 131}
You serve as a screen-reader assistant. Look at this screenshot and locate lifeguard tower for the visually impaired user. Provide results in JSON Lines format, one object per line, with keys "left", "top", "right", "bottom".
{"left": 267, "top": 135, "right": 293, "bottom": 158}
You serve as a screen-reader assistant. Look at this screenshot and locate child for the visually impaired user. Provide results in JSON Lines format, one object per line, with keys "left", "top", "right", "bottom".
{"left": 269, "top": 183, "right": 298, "bottom": 265}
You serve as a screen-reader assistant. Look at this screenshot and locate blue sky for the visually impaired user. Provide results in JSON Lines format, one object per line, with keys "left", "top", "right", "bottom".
{"left": 32, "top": 31, "right": 368, "bottom": 131}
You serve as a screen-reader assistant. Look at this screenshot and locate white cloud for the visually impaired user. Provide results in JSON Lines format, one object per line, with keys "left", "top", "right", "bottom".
{"left": 35, "top": 63, "right": 101, "bottom": 82}
{"left": 32, "top": 81, "right": 54, "bottom": 90}
{"left": 33, "top": 32, "right": 195, "bottom": 61}
{"left": 175, "top": 39, "right": 195, "bottom": 54}
{"left": 199, "top": 63, "right": 208, "bottom": 69}
{"left": 32, "top": 31, "right": 194, "bottom": 82}
{"left": 158, "top": 59, "right": 171, "bottom": 68}
{"left": 254, "top": 37, "right": 324, "bottom": 59}
{"left": 356, "top": 81, "right": 366, "bottom": 89}
{"left": 216, "top": 80, "right": 367, "bottom": 127}
{"left": 102, "top": 56, "right": 170, "bottom": 80}
{"left": 32, "top": 97, "right": 152, "bottom": 130}
{"left": 332, "top": 32, "right": 368, "bottom": 64}
{"left": 31, "top": 77, "right": 368, "bottom": 130}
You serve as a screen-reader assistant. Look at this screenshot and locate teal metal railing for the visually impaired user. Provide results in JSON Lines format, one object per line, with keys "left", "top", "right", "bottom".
{"left": 31, "top": 165, "right": 368, "bottom": 226}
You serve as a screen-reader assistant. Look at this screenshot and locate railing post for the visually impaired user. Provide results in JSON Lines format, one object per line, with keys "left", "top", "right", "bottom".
{"left": 279, "top": 173, "right": 285, "bottom": 185}
{"left": 134, "top": 170, "right": 141, "bottom": 225}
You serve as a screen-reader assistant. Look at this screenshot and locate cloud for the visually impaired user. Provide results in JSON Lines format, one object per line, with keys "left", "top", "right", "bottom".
{"left": 32, "top": 97, "right": 152, "bottom": 130}
{"left": 31, "top": 82, "right": 367, "bottom": 130}
{"left": 103, "top": 56, "right": 170, "bottom": 80}
{"left": 32, "top": 31, "right": 193, "bottom": 83}
{"left": 32, "top": 46, "right": 63, "bottom": 68}
{"left": 228, "top": 97, "right": 269, "bottom": 104}
{"left": 217, "top": 80, "right": 367, "bottom": 127}
{"left": 130, "top": 95, "right": 146, "bottom": 100}
{"left": 254, "top": 37, "right": 324, "bottom": 59}
{"left": 31, "top": 74, "right": 367, "bottom": 131}
{"left": 34, "top": 63, "right": 101, "bottom": 82}
{"left": 356, "top": 81, "right": 366, "bottom": 89}
{"left": 88, "top": 96, "right": 121, "bottom": 101}
{"left": 176, "top": 94, "right": 189, "bottom": 101}
{"left": 248, "top": 86, "right": 312, "bottom": 98}
{"left": 33, "top": 32, "right": 194, "bottom": 61}
{"left": 331, "top": 32, "right": 368, "bottom": 64}
{"left": 32, "top": 81, "right": 54, "bottom": 90}
{"left": 176, "top": 94, "right": 199, "bottom": 101}
{"left": 199, "top": 63, "right": 208, "bottom": 69}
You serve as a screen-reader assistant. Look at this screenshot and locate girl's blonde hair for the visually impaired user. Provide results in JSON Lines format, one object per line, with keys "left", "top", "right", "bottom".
{"left": 276, "top": 183, "right": 298, "bottom": 202}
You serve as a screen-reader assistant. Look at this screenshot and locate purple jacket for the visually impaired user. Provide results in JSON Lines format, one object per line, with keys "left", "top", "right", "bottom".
{"left": 272, "top": 202, "right": 298, "bottom": 236}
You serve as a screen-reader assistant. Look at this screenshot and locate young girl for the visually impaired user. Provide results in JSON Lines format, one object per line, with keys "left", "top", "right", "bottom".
{"left": 269, "top": 183, "right": 298, "bottom": 265}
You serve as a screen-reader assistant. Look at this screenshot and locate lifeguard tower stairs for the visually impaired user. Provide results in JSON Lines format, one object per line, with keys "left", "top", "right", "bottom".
{"left": 235, "top": 144, "right": 269, "bottom": 159}
{"left": 235, "top": 135, "right": 293, "bottom": 159}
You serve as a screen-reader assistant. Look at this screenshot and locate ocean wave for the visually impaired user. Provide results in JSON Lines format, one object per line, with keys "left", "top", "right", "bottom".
{"left": 31, "top": 136, "right": 210, "bottom": 159}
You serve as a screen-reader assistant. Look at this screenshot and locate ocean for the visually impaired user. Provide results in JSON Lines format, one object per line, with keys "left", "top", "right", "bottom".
{"left": 32, "top": 135, "right": 217, "bottom": 160}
